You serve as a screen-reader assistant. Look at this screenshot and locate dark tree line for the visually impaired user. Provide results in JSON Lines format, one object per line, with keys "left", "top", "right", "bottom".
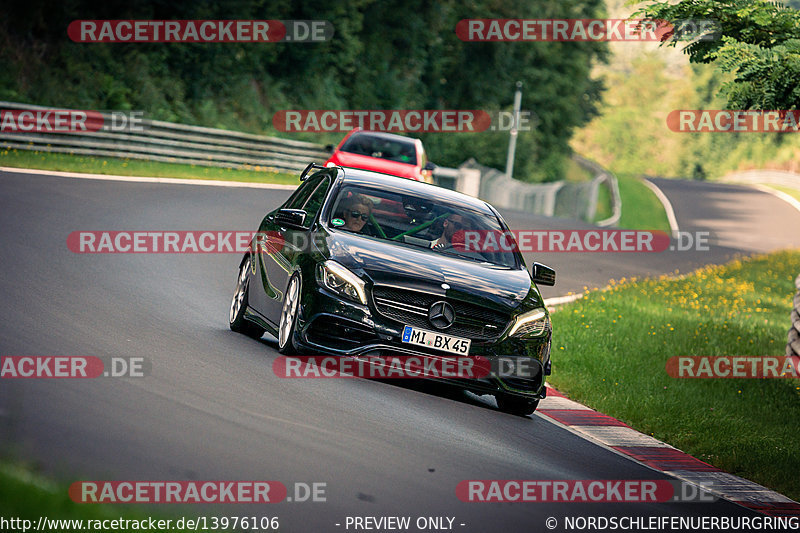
{"left": 1, "top": 0, "right": 609, "bottom": 181}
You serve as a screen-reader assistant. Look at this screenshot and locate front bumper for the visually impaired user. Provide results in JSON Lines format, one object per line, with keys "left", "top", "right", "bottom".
{"left": 293, "top": 284, "right": 550, "bottom": 399}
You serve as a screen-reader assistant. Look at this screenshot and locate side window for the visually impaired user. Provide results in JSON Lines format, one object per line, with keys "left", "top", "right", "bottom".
{"left": 300, "top": 178, "right": 331, "bottom": 225}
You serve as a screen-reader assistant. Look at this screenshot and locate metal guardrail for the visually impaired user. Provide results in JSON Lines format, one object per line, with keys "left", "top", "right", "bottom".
{"left": 464, "top": 158, "right": 563, "bottom": 215}
{"left": 721, "top": 170, "right": 800, "bottom": 189}
{"left": 1, "top": 100, "right": 619, "bottom": 223}
{"left": 789, "top": 274, "right": 800, "bottom": 360}
{"left": 572, "top": 154, "right": 621, "bottom": 227}
{"left": 458, "top": 156, "right": 620, "bottom": 224}
{"left": 0, "top": 101, "right": 329, "bottom": 173}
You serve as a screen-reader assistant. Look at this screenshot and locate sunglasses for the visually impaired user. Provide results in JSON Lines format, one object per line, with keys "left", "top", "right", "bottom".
{"left": 446, "top": 219, "right": 464, "bottom": 230}
{"left": 348, "top": 211, "right": 369, "bottom": 221}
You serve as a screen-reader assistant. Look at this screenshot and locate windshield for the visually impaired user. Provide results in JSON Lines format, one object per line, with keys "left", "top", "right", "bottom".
{"left": 340, "top": 134, "right": 418, "bottom": 165}
{"left": 329, "top": 185, "right": 520, "bottom": 268}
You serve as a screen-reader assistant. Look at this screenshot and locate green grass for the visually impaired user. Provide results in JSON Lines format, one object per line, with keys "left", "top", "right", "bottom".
{"left": 616, "top": 173, "right": 671, "bottom": 232}
{"left": 0, "top": 462, "right": 198, "bottom": 531}
{"left": 0, "top": 148, "right": 298, "bottom": 185}
{"left": 549, "top": 250, "right": 800, "bottom": 500}
{"left": 563, "top": 157, "right": 596, "bottom": 183}
{"left": 768, "top": 184, "right": 800, "bottom": 203}
{"left": 593, "top": 181, "right": 612, "bottom": 223}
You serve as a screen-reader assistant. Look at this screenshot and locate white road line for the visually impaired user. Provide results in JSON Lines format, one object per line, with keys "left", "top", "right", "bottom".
{"left": 0, "top": 166, "right": 298, "bottom": 190}
{"left": 752, "top": 184, "right": 800, "bottom": 216}
{"left": 641, "top": 177, "right": 680, "bottom": 237}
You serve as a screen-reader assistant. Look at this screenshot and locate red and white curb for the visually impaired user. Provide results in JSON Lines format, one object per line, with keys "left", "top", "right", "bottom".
{"left": 538, "top": 385, "right": 800, "bottom": 516}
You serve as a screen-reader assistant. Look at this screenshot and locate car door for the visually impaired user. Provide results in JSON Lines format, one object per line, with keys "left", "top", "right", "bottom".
{"left": 251, "top": 174, "right": 332, "bottom": 325}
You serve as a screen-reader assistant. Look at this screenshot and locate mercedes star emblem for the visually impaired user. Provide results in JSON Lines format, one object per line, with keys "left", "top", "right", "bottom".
{"left": 428, "top": 301, "right": 455, "bottom": 330}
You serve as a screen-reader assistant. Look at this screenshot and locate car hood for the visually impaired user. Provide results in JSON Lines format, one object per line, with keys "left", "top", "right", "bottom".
{"left": 323, "top": 230, "right": 538, "bottom": 311}
{"left": 330, "top": 152, "right": 419, "bottom": 180}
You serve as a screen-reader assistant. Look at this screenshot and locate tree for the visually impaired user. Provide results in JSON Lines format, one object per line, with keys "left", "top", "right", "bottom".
{"left": 634, "top": 0, "right": 800, "bottom": 109}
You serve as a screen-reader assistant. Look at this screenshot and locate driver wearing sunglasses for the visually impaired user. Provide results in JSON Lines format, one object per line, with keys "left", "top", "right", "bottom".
{"left": 340, "top": 194, "right": 373, "bottom": 233}
{"left": 432, "top": 213, "right": 467, "bottom": 249}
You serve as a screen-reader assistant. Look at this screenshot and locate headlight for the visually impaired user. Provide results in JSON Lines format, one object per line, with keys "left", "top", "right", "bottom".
{"left": 316, "top": 261, "right": 367, "bottom": 305}
{"left": 507, "top": 308, "right": 550, "bottom": 338}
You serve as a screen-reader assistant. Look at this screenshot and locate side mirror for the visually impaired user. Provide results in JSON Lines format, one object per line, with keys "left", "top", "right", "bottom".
{"left": 274, "top": 208, "right": 307, "bottom": 228}
{"left": 531, "top": 262, "right": 556, "bottom": 286}
{"left": 423, "top": 161, "right": 437, "bottom": 171}
{"left": 324, "top": 144, "right": 334, "bottom": 153}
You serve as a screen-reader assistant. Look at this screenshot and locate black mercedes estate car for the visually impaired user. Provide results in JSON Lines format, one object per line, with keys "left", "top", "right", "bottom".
{"left": 229, "top": 164, "right": 555, "bottom": 415}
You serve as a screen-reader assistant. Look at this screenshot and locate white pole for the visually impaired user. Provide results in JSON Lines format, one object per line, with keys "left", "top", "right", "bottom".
{"left": 505, "top": 81, "right": 523, "bottom": 180}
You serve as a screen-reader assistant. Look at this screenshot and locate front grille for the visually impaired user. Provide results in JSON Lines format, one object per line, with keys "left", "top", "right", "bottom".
{"left": 372, "top": 285, "right": 510, "bottom": 341}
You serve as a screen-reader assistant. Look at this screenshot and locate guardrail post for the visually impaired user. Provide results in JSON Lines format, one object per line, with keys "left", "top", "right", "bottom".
{"left": 457, "top": 168, "right": 481, "bottom": 198}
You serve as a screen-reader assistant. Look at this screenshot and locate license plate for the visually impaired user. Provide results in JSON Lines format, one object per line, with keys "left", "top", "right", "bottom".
{"left": 401, "top": 325, "right": 471, "bottom": 355}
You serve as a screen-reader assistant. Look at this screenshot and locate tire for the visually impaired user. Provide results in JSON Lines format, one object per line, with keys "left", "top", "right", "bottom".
{"left": 496, "top": 394, "right": 539, "bottom": 417}
{"left": 229, "top": 256, "right": 265, "bottom": 339}
{"left": 278, "top": 274, "right": 302, "bottom": 354}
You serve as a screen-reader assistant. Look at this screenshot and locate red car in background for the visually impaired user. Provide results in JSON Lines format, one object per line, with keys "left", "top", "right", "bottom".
{"left": 325, "top": 129, "right": 436, "bottom": 183}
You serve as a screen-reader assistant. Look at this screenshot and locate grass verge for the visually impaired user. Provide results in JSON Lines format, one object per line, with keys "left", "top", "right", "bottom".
{"left": 563, "top": 157, "right": 596, "bottom": 183}
{"left": 0, "top": 149, "right": 298, "bottom": 185}
{"left": 592, "top": 181, "right": 612, "bottom": 223}
{"left": 0, "top": 461, "right": 196, "bottom": 530}
{"left": 549, "top": 250, "right": 800, "bottom": 501}
{"left": 616, "top": 173, "right": 671, "bottom": 232}
{"left": 767, "top": 184, "right": 800, "bottom": 204}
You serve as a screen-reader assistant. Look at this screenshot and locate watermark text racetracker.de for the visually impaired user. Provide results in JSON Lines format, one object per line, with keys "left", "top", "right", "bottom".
{"left": 272, "top": 109, "right": 534, "bottom": 133}
{"left": 456, "top": 230, "right": 712, "bottom": 253}
{"left": 457, "top": 479, "right": 717, "bottom": 503}
{"left": 68, "top": 480, "right": 326, "bottom": 504}
{"left": 67, "top": 20, "right": 333, "bottom": 43}
{"left": 452, "top": 230, "right": 710, "bottom": 253}
{"left": 0, "top": 356, "right": 148, "bottom": 378}
{"left": 455, "top": 18, "right": 719, "bottom": 42}
{"left": 272, "top": 355, "right": 545, "bottom": 379}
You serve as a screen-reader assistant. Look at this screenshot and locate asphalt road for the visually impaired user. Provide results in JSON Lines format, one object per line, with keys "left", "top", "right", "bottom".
{"left": 648, "top": 177, "right": 800, "bottom": 254}
{"left": 512, "top": 177, "right": 800, "bottom": 300}
{"left": 1, "top": 170, "right": 795, "bottom": 531}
